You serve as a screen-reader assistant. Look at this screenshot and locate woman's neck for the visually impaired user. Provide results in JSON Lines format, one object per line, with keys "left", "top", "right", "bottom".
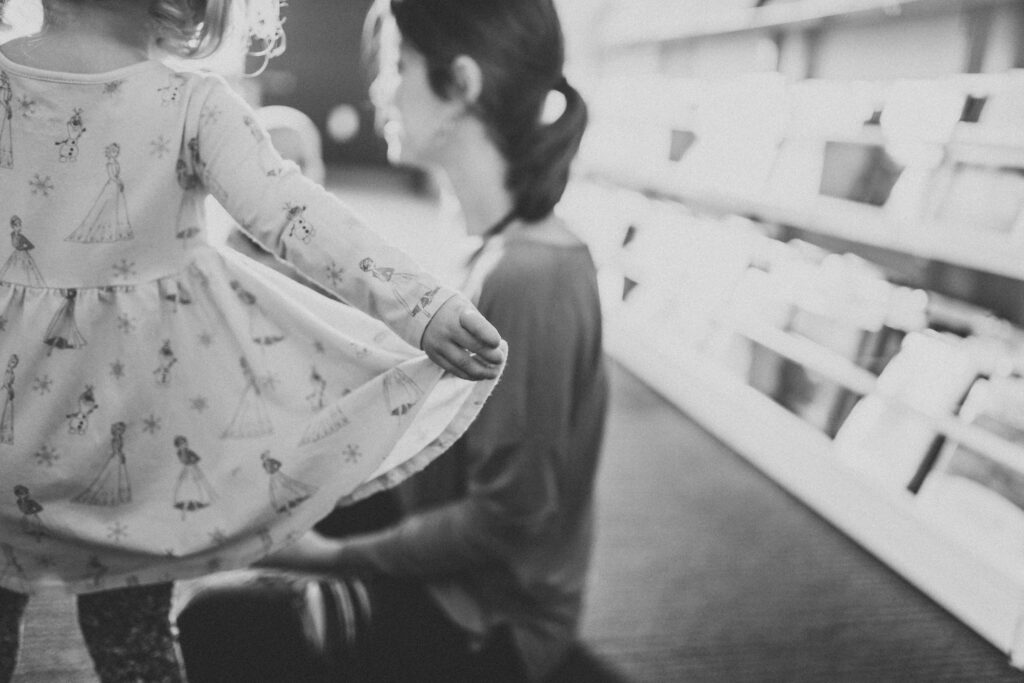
{"left": 439, "top": 126, "right": 515, "bottom": 238}
{"left": 2, "top": 1, "right": 152, "bottom": 72}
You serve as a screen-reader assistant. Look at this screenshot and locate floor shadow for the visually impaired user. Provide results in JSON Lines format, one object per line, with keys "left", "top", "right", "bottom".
{"left": 545, "top": 643, "right": 631, "bottom": 682}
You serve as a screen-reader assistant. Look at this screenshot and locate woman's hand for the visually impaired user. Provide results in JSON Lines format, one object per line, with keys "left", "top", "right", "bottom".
{"left": 421, "top": 295, "right": 505, "bottom": 380}
{"left": 256, "top": 531, "right": 344, "bottom": 574}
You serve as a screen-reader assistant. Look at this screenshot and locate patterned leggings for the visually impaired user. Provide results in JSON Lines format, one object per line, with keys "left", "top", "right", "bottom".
{"left": 0, "top": 582, "right": 183, "bottom": 683}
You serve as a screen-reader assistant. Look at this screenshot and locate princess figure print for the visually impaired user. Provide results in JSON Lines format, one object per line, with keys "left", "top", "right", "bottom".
{"left": 86, "top": 555, "right": 109, "bottom": 588}
{"left": 68, "top": 142, "right": 134, "bottom": 243}
{"left": 0, "top": 216, "right": 46, "bottom": 287}
{"left": 230, "top": 279, "right": 285, "bottom": 346}
{"left": 299, "top": 367, "right": 350, "bottom": 446}
{"left": 0, "top": 71, "right": 12, "bottom": 168}
{"left": 55, "top": 108, "right": 86, "bottom": 163}
{"left": 66, "top": 385, "right": 99, "bottom": 435}
{"left": 306, "top": 366, "right": 327, "bottom": 411}
{"left": 358, "top": 257, "right": 441, "bottom": 319}
{"left": 0, "top": 544, "right": 28, "bottom": 592}
{"left": 244, "top": 115, "right": 282, "bottom": 177}
{"left": 383, "top": 368, "right": 423, "bottom": 417}
{"left": 260, "top": 450, "right": 317, "bottom": 514}
{"left": 44, "top": 289, "right": 87, "bottom": 353}
{"left": 74, "top": 422, "right": 132, "bottom": 506}
{"left": 185, "top": 136, "right": 227, "bottom": 199}
{"left": 172, "top": 435, "right": 216, "bottom": 515}
{"left": 0, "top": 354, "right": 17, "bottom": 445}
{"left": 223, "top": 356, "right": 274, "bottom": 439}
{"left": 14, "top": 485, "right": 47, "bottom": 541}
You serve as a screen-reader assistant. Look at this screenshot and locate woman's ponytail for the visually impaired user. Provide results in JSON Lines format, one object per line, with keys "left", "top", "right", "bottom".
{"left": 506, "top": 78, "right": 588, "bottom": 222}
{"left": 390, "top": 0, "right": 586, "bottom": 224}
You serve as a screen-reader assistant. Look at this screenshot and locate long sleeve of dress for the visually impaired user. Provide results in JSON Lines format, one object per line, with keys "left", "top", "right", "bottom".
{"left": 191, "top": 76, "right": 456, "bottom": 349}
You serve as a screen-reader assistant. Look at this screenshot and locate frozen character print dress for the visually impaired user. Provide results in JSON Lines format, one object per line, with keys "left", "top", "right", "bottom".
{"left": 0, "top": 54, "right": 502, "bottom": 594}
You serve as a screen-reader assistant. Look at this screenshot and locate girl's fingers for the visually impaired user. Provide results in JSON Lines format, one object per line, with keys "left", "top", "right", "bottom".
{"left": 429, "top": 342, "right": 502, "bottom": 381}
{"left": 459, "top": 306, "right": 502, "bottom": 350}
{"left": 449, "top": 324, "right": 506, "bottom": 366}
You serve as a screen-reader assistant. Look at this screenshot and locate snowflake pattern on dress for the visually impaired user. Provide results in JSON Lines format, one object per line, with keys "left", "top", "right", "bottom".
{"left": 66, "top": 142, "right": 134, "bottom": 243}
{"left": 74, "top": 422, "right": 132, "bottom": 506}
{"left": 0, "top": 216, "right": 46, "bottom": 286}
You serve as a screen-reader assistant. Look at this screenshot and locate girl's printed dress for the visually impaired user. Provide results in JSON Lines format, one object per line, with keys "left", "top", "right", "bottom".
{"left": 0, "top": 55, "right": 501, "bottom": 594}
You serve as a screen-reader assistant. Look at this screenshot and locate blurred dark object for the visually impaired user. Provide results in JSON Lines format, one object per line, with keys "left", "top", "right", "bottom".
{"left": 819, "top": 141, "right": 904, "bottom": 207}
{"left": 254, "top": 0, "right": 388, "bottom": 166}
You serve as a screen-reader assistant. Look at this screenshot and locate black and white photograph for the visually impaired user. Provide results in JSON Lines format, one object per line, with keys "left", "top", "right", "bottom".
{"left": 1, "top": 0, "right": 1024, "bottom": 681}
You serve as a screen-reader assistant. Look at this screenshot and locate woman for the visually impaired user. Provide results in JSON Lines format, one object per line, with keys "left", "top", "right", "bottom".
{"left": 177, "top": 1, "right": 607, "bottom": 680}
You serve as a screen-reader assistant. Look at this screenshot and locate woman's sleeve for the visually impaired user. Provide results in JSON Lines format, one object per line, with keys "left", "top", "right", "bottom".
{"left": 190, "top": 76, "right": 457, "bottom": 349}
{"left": 331, "top": 267, "right": 577, "bottom": 576}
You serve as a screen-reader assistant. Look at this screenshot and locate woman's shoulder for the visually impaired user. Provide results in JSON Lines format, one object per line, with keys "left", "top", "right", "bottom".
{"left": 497, "top": 219, "right": 592, "bottom": 275}
{"left": 502, "top": 214, "right": 583, "bottom": 249}
{"left": 483, "top": 219, "right": 598, "bottom": 302}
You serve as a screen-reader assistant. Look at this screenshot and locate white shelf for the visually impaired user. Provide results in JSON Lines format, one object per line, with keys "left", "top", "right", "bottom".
{"left": 601, "top": 0, "right": 1020, "bottom": 48}
{"left": 603, "top": 306, "right": 1024, "bottom": 665}
{"left": 577, "top": 165, "right": 1024, "bottom": 281}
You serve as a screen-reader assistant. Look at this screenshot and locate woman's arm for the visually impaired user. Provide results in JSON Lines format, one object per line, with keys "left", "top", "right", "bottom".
{"left": 266, "top": 261, "right": 581, "bottom": 577}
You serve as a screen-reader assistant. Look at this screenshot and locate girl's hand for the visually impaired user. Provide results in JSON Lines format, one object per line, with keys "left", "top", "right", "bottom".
{"left": 421, "top": 296, "right": 505, "bottom": 380}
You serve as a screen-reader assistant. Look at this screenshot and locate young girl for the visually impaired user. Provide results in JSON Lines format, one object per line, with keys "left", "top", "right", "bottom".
{"left": 0, "top": 0, "right": 504, "bottom": 680}
{"left": 180, "top": 0, "right": 606, "bottom": 681}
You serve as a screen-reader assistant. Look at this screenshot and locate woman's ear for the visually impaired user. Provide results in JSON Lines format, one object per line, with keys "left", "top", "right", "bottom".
{"left": 449, "top": 55, "right": 483, "bottom": 105}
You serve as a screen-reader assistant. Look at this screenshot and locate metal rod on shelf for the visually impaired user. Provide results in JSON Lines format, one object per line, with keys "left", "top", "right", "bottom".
{"left": 721, "top": 313, "right": 1024, "bottom": 474}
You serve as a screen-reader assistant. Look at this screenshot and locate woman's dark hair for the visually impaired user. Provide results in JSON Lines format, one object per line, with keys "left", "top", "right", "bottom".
{"left": 388, "top": 0, "right": 587, "bottom": 222}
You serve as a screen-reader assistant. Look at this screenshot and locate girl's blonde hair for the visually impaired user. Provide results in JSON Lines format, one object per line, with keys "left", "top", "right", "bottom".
{"left": 2, "top": 0, "right": 285, "bottom": 62}
{"left": 153, "top": 0, "right": 286, "bottom": 61}
{"left": 151, "top": 0, "right": 233, "bottom": 58}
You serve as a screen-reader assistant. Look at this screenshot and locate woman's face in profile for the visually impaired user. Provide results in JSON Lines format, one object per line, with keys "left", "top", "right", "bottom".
{"left": 373, "top": 41, "right": 458, "bottom": 167}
